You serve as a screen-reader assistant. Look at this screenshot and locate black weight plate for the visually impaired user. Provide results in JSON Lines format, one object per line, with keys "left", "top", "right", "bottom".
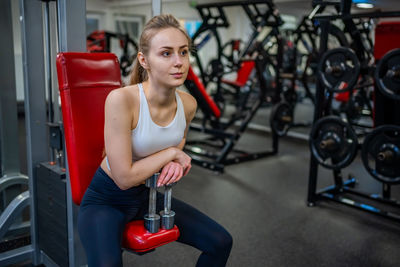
{"left": 361, "top": 125, "right": 400, "bottom": 184}
{"left": 375, "top": 48, "right": 400, "bottom": 101}
{"left": 270, "top": 102, "right": 293, "bottom": 137}
{"left": 310, "top": 116, "right": 358, "bottom": 170}
{"left": 318, "top": 47, "right": 360, "bottom": 93}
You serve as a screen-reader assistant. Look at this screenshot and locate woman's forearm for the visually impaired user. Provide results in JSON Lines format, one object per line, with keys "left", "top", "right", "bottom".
{"left": 112, "top": 147, "right": 177, "bottom": 189}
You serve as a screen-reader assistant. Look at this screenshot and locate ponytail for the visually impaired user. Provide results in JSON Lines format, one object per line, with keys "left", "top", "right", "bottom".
{"left": 130, "top": 58, "right": 148, "bottom": 85}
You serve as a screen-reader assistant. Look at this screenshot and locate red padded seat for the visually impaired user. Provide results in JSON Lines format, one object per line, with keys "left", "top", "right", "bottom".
{"left": 56, "top": 52, "right": 179, "bottom": 253}
{"left": 221, "top": 61, "right": 255, "bottom": 88}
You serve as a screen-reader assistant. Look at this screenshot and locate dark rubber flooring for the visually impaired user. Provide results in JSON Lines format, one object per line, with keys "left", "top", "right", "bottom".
{"left": 13, "top": 104, "right": 400, "bottom": 267}
{"left": 122, "top": 127, "right": 400, "bottom": 267}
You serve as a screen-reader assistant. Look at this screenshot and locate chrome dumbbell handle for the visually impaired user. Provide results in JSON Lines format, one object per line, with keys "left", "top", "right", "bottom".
{"left": 160, "top": 182, "right": 176, "bottom": 230}
{"left": 164, "top": 183, "right": 173, "bottom": 214}
{"left": 144, "top": 173, "right": 160, "bottom": 233}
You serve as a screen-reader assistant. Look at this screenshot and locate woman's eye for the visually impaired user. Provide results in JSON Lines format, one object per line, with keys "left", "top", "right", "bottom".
{"left": 162, "top": 51, "right": 170, "bottom": 57}
{"left": 181, "top": 50, "right": 188, "bottom": 56}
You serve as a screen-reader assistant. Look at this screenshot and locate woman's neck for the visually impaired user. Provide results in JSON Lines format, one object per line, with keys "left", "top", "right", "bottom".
{"left": 141, "top": 80, "right": 176, "bottom": 108}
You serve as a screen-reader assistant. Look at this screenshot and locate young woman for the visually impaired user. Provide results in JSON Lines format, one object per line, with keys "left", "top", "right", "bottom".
{"left": 77, "top": 14, "right": 233, "bottom": 267}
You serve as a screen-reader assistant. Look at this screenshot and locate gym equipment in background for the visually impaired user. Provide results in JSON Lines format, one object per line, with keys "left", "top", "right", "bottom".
{"left": 375, "top": 48, "right": 400, "bottom": 101}
{"left": 184, "top": 0, "right": 284, "bottom": 172}
{"left": 306, "top": 0, "right": 400, "bottom": 224}
{"left": 87, "top": 30, "right": 138, "bottom": 77}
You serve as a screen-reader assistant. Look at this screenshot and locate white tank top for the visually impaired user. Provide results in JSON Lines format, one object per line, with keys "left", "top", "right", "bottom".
{"left": 106, "top": 83, "right": 186, "bottom": 170}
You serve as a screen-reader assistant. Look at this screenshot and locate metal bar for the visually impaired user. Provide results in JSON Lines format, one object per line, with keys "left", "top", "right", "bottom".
{"left": 43, "top": 1, "right": 55, "bottom": 164}
{"left": 342, "top": 187, "right": 400, "bottom": 208}
{"left": 151, "top": 0, "right": 161, "bottom": 17}
{"left": 196, "top": 0, "right": 272, "bottom": 9}
{"left": 0, "top": 175, "right": 29, "bottom": 192}
{"left": 56, "top": 1, "right": 87, "bottom": 266}
{"left": 223, "top": 151, "right": 277, "bottom": 165}
{"left": 149, "top": 188, "right": 157, "bottom": 215}
{"left": 314, "top": 11, "right": 400, "bottom": 20}
{"left": 189, "top": 124, "right": 234, "bottom": 139}
{"left": 321, "top": 193, "right": 400, "bottom": 222}
{"left": 0, "top": 0, "right": 21, "bottom": 176}
{"left": 19, "top": 0, "right": 48, "bottom": 264}
{"left": 0, "top": 191, "right": 29, "bottom": 240}
{"left": 0, "top": 245, "right": 33, "bottom": 267}
{"left": 164, "top": 186, "right": 172, "bottom": 214}
{"left": 316, "top": 178, "right": 356, "bottom": 195}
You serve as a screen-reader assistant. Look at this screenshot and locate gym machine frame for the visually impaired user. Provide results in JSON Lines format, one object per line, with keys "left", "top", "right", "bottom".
{"left": 192, "top": 0, "right": 282, "bottom": 103}
{"left": 307, "top": 4, "right": 400, "bottom": 223}
{"left": 185, "top": 0, "right": 282, "bottom": 172}
{"left": 0, "top": 0, "right": 30, "bottom": 261}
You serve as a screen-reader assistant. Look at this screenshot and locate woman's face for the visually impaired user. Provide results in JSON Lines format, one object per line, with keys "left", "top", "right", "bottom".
{"left": 145, "top": 27, "right": 190, "bottom": 88}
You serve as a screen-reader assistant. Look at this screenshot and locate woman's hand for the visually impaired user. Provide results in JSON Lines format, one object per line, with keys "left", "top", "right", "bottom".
{"left": 173, "top": 149, "right": 192, "bottom": 177}
{"left": 157, "top": 161, "right": 184, "bottom": 187}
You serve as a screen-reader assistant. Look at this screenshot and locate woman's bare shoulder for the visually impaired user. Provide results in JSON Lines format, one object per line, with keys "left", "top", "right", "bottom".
{"left": 106, "top": 84, "right": 140, "bottom": 107}
{"left": 177, "top": 89, "right": 197, "bottom": 119}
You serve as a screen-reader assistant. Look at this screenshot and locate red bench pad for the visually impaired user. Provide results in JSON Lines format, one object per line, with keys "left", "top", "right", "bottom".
{"left": 122, "top": 220, "right": 180, "bottom": 252}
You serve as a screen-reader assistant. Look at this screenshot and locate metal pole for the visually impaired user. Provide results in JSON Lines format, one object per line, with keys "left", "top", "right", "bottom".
{"left": 0, "top": 0, "right": 21, "bottom": 177}
{"left": 152, "top": 0, "right": 162, "bottom": 17}
{"left": 56, "top": 1, "right": 87, "bottom": 266}
{"left": 19, "top": 0, "right": 48, "bottom": 264}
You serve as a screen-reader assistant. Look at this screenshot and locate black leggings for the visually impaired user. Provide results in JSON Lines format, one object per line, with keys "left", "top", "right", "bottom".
{"left": 78, "top": 167, "right": 232, "bottom": 267}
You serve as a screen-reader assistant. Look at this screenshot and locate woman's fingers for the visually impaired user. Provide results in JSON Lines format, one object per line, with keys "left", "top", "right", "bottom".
{"left": 183, "top": 163, "right": 191, "bottom": 176}
{"left": 158, "top": 162, "right": 183, "bottom": 186}
{"left": 157, "top": 164, "right": 171, "bottom": 186}
{"left": 169, "top": 164, "right": 183, "bottom": 184}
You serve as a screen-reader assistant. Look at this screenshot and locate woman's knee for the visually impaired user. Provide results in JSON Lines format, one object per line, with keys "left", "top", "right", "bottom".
{"left": 216, "top": 229, "right": 233, "bottom": 253}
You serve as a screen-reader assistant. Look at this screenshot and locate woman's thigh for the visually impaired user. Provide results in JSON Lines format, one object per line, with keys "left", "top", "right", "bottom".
{"left": 78, "top": 205, "right": 126, "bottom": 267}
{"left": 169, "top": 197, "right": 232, "bottom": 252}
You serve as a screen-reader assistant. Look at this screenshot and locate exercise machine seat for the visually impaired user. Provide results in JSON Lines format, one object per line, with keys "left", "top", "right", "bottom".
{"left": 56, "top": 52, "right": 179, "bottom": 252}
{"left": 185, "top": 66, "right": 221, "bottom": 118}
{"left": 221, "top": 61, "right": 255, "bottom": 88}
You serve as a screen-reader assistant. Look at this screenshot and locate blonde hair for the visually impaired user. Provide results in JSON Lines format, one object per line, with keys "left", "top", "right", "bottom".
{"left": 130, "top": 14, "right": 192, "bottom": 85}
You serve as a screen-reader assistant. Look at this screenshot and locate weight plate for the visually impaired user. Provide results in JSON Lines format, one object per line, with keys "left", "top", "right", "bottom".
{"left": 375, "top": 48, "right": 400, "bottom": 101}
{"left": 270, "top": 102, "right": 293, "bottom": 137}
{"left": 361, "top": 125, "right": 400, "bottom": 184}
{"left": 310, "top": 116, "right": 358, "bottom": 170}
{"left": 318, "top": 47, "right": 360, "bottom": 93}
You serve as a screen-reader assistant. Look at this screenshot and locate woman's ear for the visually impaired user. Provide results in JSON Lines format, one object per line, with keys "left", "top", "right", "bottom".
{"left": 137, "top": 52, "right": 149, "bottom": 70}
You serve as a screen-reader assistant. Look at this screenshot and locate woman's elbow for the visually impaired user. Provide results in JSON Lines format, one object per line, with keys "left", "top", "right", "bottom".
{"left": 111, "top": 172, "right": 133, "bottom": 190}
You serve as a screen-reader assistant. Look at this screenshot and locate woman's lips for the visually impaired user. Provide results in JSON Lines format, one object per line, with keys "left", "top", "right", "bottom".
{"left": 171, "top": 72, "right": 183, "bottom": 78}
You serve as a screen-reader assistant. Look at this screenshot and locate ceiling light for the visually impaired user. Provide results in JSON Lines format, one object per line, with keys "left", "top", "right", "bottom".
{"left": 356, "top": 3, "right": 374, "bottom": 8}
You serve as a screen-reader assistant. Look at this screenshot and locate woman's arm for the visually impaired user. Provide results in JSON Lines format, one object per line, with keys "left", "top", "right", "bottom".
{"left": 157, "top": 90, "right": 198, "bottom": 186}
{"left": 104, "top": 88, "right": 189, "bottom": 190}
{"left": 176, "top": 90, "right": 198, "bottom": 151}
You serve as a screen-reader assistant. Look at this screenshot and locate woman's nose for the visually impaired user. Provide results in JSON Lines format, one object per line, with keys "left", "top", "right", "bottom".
{"left": 174, "top": 54, "right": 183, "bottom": 67}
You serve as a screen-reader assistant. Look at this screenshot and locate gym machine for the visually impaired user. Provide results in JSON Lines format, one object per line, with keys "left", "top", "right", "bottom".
{"left": 306, "top": 0, "right": 400, "bottom": 223}
{"left": 1, "top": 0, "right": 179, "bottom": 266}
{"left": 268, "top": 0, "right": 360, "bottom": 138}
{"left": 86, "top": 30, "right": 138, "bottom": 77}
{"left": 184, "top": 0, "right": 283, "bottom": 172}
{"left": 191, "top": 0, "right": 283, "bottom": 112}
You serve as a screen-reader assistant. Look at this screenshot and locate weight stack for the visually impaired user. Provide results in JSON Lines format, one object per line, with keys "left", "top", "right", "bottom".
{"left": 374, "top": 22, "right": 400, "bottom": 126}
{"left": 36, "top": 162, "right": 68, "bottom": 267}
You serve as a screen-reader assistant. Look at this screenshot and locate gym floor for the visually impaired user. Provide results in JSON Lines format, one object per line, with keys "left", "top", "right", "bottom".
{"left": 16, "top": 103, "right": 400, "bottom": 267}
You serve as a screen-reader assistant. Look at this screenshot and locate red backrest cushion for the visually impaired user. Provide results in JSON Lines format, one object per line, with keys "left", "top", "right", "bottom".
{"left": 56, "top": 52, "right": 121, "bottom": 205}
{"left": 235, "top": 61, "right": 255, "bottom": 87}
